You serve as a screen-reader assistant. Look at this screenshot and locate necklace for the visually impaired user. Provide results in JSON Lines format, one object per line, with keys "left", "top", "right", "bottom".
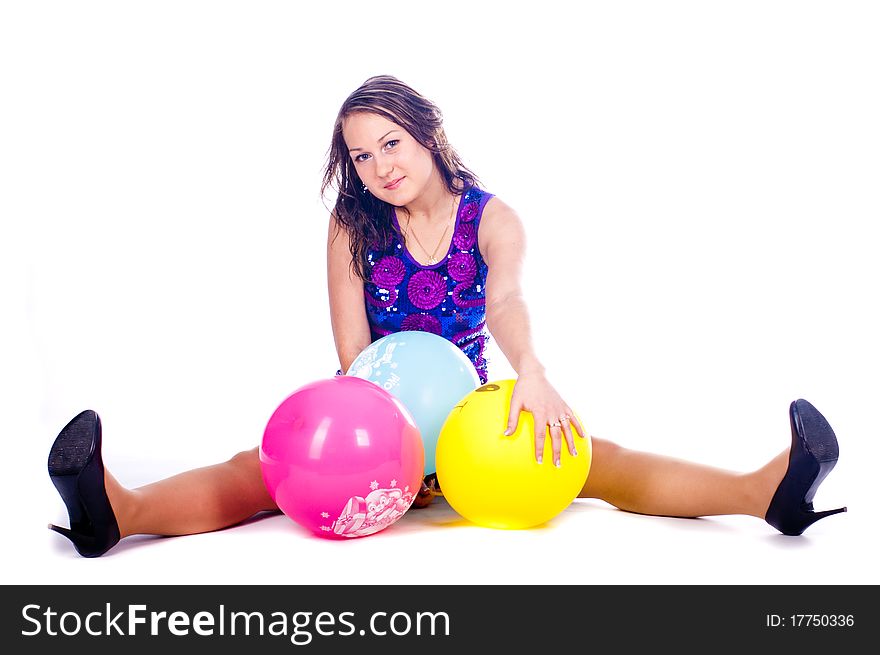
{"left": 405, "top": 196, "right": 456, "bottom": 265}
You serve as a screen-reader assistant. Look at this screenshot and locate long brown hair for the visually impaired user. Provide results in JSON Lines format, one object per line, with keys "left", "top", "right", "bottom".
{"left": 321, "top": 75, "right": 480, "bottom": 282}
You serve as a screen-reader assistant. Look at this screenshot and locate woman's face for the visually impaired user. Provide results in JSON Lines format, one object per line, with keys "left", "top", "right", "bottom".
{"left": 342, "top": 111, "right": 436, "bottom": 207}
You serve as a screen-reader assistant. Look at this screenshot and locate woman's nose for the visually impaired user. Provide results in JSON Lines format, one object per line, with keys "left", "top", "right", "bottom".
{"left": 375, "top": 153, "right": 394, "bottom": 178}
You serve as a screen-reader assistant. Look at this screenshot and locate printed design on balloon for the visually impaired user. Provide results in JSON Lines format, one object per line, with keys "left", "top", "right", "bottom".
{"left": 401, "top": 313, "right": 442, "bottom": 335}
{"left": 327, "top": 480, "right": 415, "bottom": 537}
{"left": 347, "top": 340, "right": 402, "bottom": 380}
{"left": 452, "top": 221, "right": 476, "bottom": 251}
{"left": 447, "top": 252, "right": 477, "bottom": 283}
{"left": 407, "top": 270, "right": 446, "bottom": 309}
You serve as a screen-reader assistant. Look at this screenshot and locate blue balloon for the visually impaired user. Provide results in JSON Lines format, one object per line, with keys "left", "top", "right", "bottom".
{"left": 347, "top": 331, "right": 481, "bottom": 476}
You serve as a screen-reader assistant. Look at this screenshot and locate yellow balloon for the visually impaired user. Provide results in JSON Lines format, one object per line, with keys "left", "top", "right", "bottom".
{"left": 436, "top": 379, "right": 592, "bottom": 529}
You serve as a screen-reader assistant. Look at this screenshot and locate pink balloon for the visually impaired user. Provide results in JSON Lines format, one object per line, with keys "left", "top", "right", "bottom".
{"left": 259, "top": 376, "right": 424, "bottom": 539}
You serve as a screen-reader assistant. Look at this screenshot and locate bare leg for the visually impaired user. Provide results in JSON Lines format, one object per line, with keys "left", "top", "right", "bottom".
{"left": 580, "top": 437, "right": 789, "bottom": 519}
{"left": 105, "top": 447, "right": 277, "bottom": 538}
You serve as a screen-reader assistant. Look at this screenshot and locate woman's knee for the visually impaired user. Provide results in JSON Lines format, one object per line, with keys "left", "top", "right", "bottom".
{"left": 589, "top": 435, "right": 622, "bottom": 463}
{"left": 227, "top": 447, "right": 276, "bottom": 510}
{"left": 227, "top": 447, "right": 261, "bottom": 473}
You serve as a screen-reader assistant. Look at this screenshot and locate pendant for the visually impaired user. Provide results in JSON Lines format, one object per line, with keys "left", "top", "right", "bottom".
{"left": 428, "top": 256, "right": 437, "bottom": 264}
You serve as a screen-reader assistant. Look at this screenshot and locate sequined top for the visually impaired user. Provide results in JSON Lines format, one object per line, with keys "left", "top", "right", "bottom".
{"left": 363, "top": 186, "right": 493, "bottom": 384}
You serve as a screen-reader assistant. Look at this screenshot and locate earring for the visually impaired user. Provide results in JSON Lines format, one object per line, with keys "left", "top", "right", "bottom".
{"left": 362, "top": 183, "right": 369, "bottom": 194}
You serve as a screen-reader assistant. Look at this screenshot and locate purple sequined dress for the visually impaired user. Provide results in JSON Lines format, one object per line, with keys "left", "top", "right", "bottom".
{"left": 363, "top": 186, "right": 493, "bottom": 384}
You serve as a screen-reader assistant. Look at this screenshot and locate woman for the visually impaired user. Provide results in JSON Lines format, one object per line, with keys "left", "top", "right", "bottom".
{"left": 47, "top": 76, "right": 846, "bottom": 557}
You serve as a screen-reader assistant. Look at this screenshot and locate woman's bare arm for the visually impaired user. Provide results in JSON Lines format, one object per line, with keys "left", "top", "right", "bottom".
{"left": 480, "top": 197, "right": 586, "bottom": 464}
{"left": 326, "top": 214, "right": 372, "bottom": 372}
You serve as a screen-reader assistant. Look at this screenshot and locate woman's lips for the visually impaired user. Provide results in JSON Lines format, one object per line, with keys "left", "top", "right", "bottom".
{"left": 384, "top": 177, "right": 404, "bottom": 190}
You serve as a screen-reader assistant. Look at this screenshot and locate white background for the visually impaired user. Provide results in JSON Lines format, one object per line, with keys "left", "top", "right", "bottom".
{"left": 2, "top": 1, "right": 878, "bottom": 585}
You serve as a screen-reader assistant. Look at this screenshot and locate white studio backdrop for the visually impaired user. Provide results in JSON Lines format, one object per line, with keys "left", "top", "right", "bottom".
{"left": 2, "top": 1, "right": 878, "bottom": 582}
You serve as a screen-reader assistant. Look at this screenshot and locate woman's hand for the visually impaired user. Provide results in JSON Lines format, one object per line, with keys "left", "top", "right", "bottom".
{"left": 505, "top": 371, "right": 587, "bottom": 466}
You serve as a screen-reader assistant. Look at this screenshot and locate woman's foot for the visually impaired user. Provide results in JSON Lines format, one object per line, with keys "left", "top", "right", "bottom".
{"left": 764, "top": 399, "right": 847, "bottom": 536}
{"left": 48, "top": 410, "right": 121, "bottom": 556}
{"left": 411, "top": 474, "right": 441, "bottom": 509}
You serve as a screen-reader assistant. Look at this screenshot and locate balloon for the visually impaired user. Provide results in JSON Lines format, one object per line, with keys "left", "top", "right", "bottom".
{"left": 259, "top": 376, "right": 424, "bottom": 539}
{"left": 347, "top": 331, "right": 480, "bottom": 476}
{"left": 436, "top": 379, "right": 592, "bottom": 529}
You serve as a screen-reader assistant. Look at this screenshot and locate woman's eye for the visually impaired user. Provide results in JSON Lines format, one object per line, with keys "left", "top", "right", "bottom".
{"left": 384, "top": 139, "right": 399, "bottom": 150}
{"left": 355, "top": 153, "right": 371, "bottom": 163}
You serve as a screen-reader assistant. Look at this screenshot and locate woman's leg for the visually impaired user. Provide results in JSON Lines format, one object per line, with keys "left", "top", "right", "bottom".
{"left": 106, "top": 447, "right": 278, "bottom": 537}
{"left": 579, "top": 437, "right": 788, "bottom": 518}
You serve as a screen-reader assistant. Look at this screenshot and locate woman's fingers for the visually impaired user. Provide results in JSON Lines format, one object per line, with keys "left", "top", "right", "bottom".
{"left": 569, "top": 412, "right": 587, "bottom": 440}
{"left": 515, "top": 402, "right": 584, "bottom": 466}
{"left": 547, "top": 421, "right": 564, "bottom": 466}
{"left": 544, "top": 410, "right": 580, "bottom": 465}
{"left": 533, "top": 416, "right": 547, "bottom": 464}
{"left": 559, "top": 414, "right": 578, "bottom": 457}
{"left": 505, "top": 396, "right": 523, "bottom": 437}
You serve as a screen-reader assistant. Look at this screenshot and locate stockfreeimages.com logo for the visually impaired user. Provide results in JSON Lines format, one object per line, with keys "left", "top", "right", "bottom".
{"left": 22, "top": 603, "right": 450, "bottom": 645}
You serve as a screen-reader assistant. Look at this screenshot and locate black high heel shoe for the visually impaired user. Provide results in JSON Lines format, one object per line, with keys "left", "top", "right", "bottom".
{"left": 765, "top": 399, "right": 847, "bottom": 536}
{"left": 47, "top": 410, "right": 120, "bottom": 557}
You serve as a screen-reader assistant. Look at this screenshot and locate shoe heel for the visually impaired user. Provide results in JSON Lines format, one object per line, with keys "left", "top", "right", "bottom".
{"left": 48, "top": 523, "right": 74, "bottom": 539}
{"left": 813, "top": 506, "right": 847, "bottom": 521}
{"left": 48, "top": 522, "right": 109, "bottom": 558}
{"left": 48, "top": 523, "right": 93, "bottom": 555}
{"left": 797, "top": 506, "right": 847, "bottom": 535}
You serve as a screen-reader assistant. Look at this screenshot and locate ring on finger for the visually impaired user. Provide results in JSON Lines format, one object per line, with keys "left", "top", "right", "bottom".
{"left": 549, "top": 420, "right": 562, "bottom": 428}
